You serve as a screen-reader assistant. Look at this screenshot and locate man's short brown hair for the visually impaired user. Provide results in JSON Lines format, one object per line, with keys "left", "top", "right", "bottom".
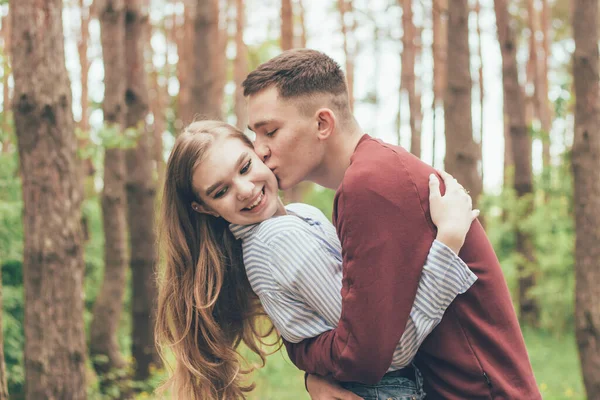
{"left": 242, "top": 49, "right": 348, "bottom": 99}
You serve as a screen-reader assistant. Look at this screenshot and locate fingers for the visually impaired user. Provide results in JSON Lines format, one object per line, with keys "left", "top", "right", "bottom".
{"left": 429, "top": 174, "right": 441, "bottom": 200}
{"left": 437, "top": 169, "right": 454, "bottom": 183}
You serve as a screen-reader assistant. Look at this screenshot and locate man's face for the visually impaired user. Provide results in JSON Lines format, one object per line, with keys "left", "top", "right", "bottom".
{"left": 247, "top": 87, "right": 324, "bottom": 190}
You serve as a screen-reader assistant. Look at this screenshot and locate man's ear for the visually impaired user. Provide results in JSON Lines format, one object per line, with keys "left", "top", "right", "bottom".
{"left": 315, "top": 108, "right": 336, "bottom": 140}
{"left": 191, "top": 201, "right": 220, "bottom": 218}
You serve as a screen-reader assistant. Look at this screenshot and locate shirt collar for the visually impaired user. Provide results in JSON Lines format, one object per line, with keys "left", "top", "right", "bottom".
{"left": 228, "top": 222, "right": 259, "bottom": 240}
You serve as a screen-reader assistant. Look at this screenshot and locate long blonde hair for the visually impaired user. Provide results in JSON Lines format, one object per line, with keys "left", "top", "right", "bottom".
{"left": 155, "top": 121, "right": 278, "bottom": 399}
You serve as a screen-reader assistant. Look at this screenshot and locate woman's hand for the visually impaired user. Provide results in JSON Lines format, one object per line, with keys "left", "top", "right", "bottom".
{"left": 429, "top": 170, "right": 480, "bottom": 254}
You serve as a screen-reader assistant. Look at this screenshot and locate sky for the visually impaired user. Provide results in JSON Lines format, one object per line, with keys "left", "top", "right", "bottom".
{"left": 1, "top": 0, "right": 574, "bottom": 194}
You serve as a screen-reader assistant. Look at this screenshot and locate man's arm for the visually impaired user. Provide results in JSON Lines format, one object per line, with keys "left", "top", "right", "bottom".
{"left": 285, "top": 159, "right": 442, "bottom": 384}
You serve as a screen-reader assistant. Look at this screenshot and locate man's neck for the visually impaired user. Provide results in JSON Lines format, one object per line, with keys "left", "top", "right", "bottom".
{"left": 312, "top": 125, "right": 364, "bottom": 190}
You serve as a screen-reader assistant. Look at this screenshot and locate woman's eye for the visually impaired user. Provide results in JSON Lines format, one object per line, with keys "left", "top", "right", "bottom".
{"left": 214, "top": 187, "right": 228, "bottom": 199}
{"left": 266, "top": 129, "right": 278, "bottom": 137}
{"left": 240, "top": 160, "right": 252, "bottom": 174}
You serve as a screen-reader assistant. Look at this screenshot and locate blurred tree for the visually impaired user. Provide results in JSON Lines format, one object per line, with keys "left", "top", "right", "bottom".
{"left": 337, "top": 0, "right": 355, "bottom": 111}
{"left": 539, "top": 0, "right": 552, "bottom": 173}
{"left": 234, "top": 0, "right": 248, "bottom": 129}
{"left": 281, "top": 0, "right": 293, "bottom": 50}
{"left": 183, "top": 0, "right": 223, "bottom": 122}
{"left": 494, "top": 0, "right": 539, "bottom": 327}
{"left": 572, "top": 0, "right": 600, "bottom": 397}
{"left": 10, "top": 0, "right": 87, "bottom": 397}
{"left": 295, "top": 0, "right": 307, "bottom": 48}
{"left": 444, "top": 0, "right": 482, "bottom": 206}
{"left": 91, "top": 0, "right": 128, "bottom": 383}
{"left": 124, "top": 0, "right": 159, "bottom": 381}
{"left": 431, "top": 0, "right": 447, "bottom": 167}
{"left": 148, "top": 13, "right": 169, "bottom": 186}
{"left": 77, "top": 0, "right": 91, "bottom": 135}
{"left": 176, "top": 1, "right": 193, "bottom": 126}
{"left": 399, "top": 0, "right": 422, "bottom": 159}
{"left": 1, "top": 11, "right": 11, "bottom": 154}
{"left": 474, "top": 0, "right": 484, "bottom": 186}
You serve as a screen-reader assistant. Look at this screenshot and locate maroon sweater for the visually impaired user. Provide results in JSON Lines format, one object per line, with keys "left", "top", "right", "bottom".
{"left": 284, "top": 135, "right": 540, "bottom": 399}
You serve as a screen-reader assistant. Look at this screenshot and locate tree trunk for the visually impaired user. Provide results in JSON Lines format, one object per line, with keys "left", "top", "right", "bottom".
{"left": 494, "top": 0, "right": 539, "bottom": 326}
{"left": 185, "top": 0, "right": 222, "bottom": 122}
{"left": 572, "top": 0, "right": 600, "bottom": 397}
{"left": 400, "top": 0, "right": 421, "bottom": 159}
{"left": 234, "top": 0, "right": 248, "bottom": 129}
{"left": 176, "top": 2, "right": 194, "bottom": 125}
{"left": 10, "top": 0, "right": 87, "bottom": 398}
{"left": 444, "top": 0, "right": 482, "bottom": 206}
{"left": 475, "top": 0, "right": 484, "bottom": 189}
{"left": 124, "top": 0, "right": 159, "bottom": 381}
{"left": 337, "top": 0, "right": 355, "bottom": 111}
{"left": 539, "top": 0, "right": 552, "bottom": 175}
{"left": 281, "top": 0, "right": 293, "bottom": 50}
{"left": 1, "top": 13, "right": 11, "bottom": 154}
{"left": 0, "top": 271, "right": 8, "bottom": 399}
{"left": 431, "top": 0, "right": 447, "bottom": 167}
{"left": 296, "top": 0, "right": 307, "bottom": 48}
{"left": 91, "top": 0, "right": 128, "bottom": 380}
{"left": 78, "top": 0, "right": 91, "bottom": 134}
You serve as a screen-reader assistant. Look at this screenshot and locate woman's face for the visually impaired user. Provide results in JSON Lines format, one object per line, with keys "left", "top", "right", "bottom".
{"left": 192, "top": 136, "right": 283, "bottom": 225}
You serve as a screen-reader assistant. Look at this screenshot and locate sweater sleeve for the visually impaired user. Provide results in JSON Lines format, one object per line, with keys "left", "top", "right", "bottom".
{"left": 284, "top": 153, "right": 442, "bottom": 384}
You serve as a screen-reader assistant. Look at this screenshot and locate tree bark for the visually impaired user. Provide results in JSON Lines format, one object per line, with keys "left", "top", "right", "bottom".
{"left": 10, "top": 0, "right": 87, "bottom": 398}
{"left": 337, "top": 0, "right": 355, "bottom": 111}
{"left": 296, "top": 0, "right": 307, "bottom": 48}
{"left": 91, "top": 0, "right": 128, "bottom": 379}
{"left": 234, "top": 0, "right": 248, "bottom": 129}
{"left": 78, "top": 0, "right": 91, "bottom": 134}
{"left": 444, "top": 0, "right": 482, "bottom": 206}
{"left": 124, "top": 0, "right": 159, "bottom": 381}
{"left": 475, "top": 0, "right": 484, "bottom": 188}
{"left": 400, "top": 0, "right": 422, "bottom": 159}
{"left": 494, "top": 0, "right": 539, "bottom": 326}
{"left": 281, "top": 0, "right": 293, "bottom": 50}
{"left": 1, "top": 13, "right": 11, "bottom": 154}
{"left": 539, "top": 0, "right": 552, "bottom": 173}
{"left": 176, "top": 1, "right": 194, "bottom": 125}
{"left": 184, "top": 0, "right": 222, "bottom": 122}
{"left": 572, "top": 0, "right": 600, "bottom": 397}
{"left": 431, "top": 0, "right": 447, "bottom": 167}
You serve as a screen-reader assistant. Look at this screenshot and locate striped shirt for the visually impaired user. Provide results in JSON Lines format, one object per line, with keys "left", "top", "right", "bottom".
{"left": 230, "top": 203, "right": 477, "bottom": 372}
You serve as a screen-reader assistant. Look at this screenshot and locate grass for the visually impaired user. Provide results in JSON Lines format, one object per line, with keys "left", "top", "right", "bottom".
{"left": 242, "top": 328, "right": 586, "bottom": 399}
{"left": 136, "top": 328, "right": 585, "bottom": 399}
{"left": 523, "top": 328, "right": 585, "bottom": 400}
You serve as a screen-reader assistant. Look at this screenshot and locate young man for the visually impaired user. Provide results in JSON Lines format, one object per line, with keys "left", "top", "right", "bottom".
{"left": 242, "top": 49, "right": 541, "bottom": 399}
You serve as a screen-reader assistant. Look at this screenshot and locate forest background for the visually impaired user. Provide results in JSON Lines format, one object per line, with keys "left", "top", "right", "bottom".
{"left": 0, "top": 0, "right": 598, "bottom": 399}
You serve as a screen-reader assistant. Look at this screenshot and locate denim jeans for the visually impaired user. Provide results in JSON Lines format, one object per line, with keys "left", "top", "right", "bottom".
{"left": 340, "top": 365, "right": 426, "bottom": 400}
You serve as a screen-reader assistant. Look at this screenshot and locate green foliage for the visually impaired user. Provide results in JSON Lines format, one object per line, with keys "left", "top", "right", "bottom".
{"left": 480, "top": 161, "right": 575, "bottom": 333}
{"left": 302, "top": 185, "right": 336, "bottom": 221}
{"left": 0, "top": 151, "right": 24, "bottom": 394}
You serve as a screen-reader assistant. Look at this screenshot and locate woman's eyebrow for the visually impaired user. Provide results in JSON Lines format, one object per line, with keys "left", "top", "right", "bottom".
{"left": 205, "top": 152, "right": 249, "bottom": 196}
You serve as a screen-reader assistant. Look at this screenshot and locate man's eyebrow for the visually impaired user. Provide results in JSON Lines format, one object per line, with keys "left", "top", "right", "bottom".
{"left": 205, "top": 152, "right": 249, "bottom": 196}
{"left": 248, "top": 119, "right": 274, "bottom": 132}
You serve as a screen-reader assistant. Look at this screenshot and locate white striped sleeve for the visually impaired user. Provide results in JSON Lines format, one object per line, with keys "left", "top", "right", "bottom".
{"left": 391, "top": 239, "right": 478, "bottom": 367}
{"left": 261, "top": 220, "right": 343, "bottom": 343}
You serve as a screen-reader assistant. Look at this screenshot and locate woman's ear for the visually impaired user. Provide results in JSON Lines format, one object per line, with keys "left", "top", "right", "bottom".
{"left": 191, "top": 201, "right": 220, "bottom": 218}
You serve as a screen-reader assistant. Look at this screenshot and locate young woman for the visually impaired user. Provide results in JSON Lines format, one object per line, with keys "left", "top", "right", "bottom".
{"left": 155, "top": 120, "right": 479, "bottom": 400}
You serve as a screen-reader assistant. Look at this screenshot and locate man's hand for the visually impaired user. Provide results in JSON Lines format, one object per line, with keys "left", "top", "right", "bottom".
{"left": 306, "top": 374, "right": 363, "bottom": 400}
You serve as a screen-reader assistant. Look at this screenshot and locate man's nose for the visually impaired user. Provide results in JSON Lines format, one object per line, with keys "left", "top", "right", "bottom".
{"left": 254, "top": 140, "right": 271, "bottom": 163}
